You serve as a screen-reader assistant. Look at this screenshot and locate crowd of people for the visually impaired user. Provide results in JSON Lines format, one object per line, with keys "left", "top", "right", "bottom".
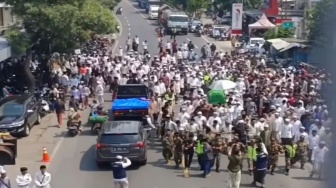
{"left": 0, "top": 22, "right": 332, "bottom": 188}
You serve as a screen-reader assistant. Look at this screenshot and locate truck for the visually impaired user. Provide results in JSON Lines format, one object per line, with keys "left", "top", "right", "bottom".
{"left": 144, "top": 0, "right": 160, "bottom": 13}
{"left": 160, "top": 10, "right": 189, "bottom": 35}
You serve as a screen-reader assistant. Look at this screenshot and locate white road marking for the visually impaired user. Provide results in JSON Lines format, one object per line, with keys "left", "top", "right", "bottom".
{"left": 47, "top": 131, "right": 66, "bottom": 168}
{"left": 186, "top": 38, "right": 198, "bottom": 48}
{"left": 201, "top": 35, "right": 210, "bottom": 43}
{"left": 125, "top": 0, "right": 151, "bottom": 24}
{"left": 128, "top": 23, "right": 130, "bottom": 26}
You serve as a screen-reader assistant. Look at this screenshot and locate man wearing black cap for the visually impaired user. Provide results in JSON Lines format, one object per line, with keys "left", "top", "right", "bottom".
{"left": 16, "top": 167, "right": 32, "bottom": 188}
{"left": 34, "top": 165, "right": 51, "bottom": 188}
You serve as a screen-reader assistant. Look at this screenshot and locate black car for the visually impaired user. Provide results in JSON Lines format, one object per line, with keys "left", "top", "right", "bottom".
{"left": 0, "top": 94, "right": 42, "bottom": 136}
{"left": 96, "top": 120, "right": 148, "bottom": 166}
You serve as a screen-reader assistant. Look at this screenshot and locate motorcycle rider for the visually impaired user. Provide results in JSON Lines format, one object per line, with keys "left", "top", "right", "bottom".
{"left": 67, "top": 108, "right": 82, "bottom": 131}
{"left": 89, "top": 99, "right": 100, "bottom": 115}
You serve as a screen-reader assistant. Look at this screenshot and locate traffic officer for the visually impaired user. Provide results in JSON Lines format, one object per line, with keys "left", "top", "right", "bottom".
{"left": 16, "top": 167, "right": 32, "bottom": 188}
{"left": 211, "top": 133, "right": 225, "bottom": 172}
{"left": 293, "top": 135, "right": 308, "bottom": 170}
{"left": 266, "top": 138, "right": 283, "bottom": 175}
{"left": 173, "top": 132, "right": 184, "bottom": 169}
{"left": 162, "top": 130, "right": 174, "bottom": 165}
{"left": 34, "top": 165, "right": 51, "bottom": 188}
{"left": 112, "top": 155, "right": 131, "bottom": 188}
{"left": 284, "top": 140, "right": 297, "bottom": 175}
{"left": 170, "top": 27, "right": 177, "bottom": 40}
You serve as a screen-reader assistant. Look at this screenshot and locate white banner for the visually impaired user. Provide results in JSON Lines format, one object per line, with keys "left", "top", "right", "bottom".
{"left": 231, "top": 3, "right": 243, "bottom": 30}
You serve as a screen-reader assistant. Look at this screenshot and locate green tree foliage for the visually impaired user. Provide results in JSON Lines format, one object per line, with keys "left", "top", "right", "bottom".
{"left": 307, "top": 0, "right": 333, "bottom": 43}
{"left": 97, "top": 0, "right": 122, "bottom": 10}
{"left": 263, "top": 27, "right": 294, "bottom": 39}
{"left": 213, "top": 0, "right": 262, "bottom": 12}
{"left": 186, "top": 0, "right": 210, "bottom": 18}
{"left": 4, "top": 0, "right": 117, "bottom": 92}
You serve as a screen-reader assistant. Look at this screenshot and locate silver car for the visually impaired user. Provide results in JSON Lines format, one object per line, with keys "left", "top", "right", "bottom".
{"left": 95, "top": 120, "right": 148, "bottom": 167}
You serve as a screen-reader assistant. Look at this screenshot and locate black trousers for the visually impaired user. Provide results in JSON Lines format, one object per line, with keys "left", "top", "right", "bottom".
{"left": 184, "top": 150, "right": 194, "bottom": 168}
{"left": 281, "top": 138, "right": 292, "bottom": 145}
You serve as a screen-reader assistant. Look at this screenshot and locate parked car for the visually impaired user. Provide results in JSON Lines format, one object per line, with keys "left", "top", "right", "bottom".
{"left": 95, "top": 120, "right": 148, "bottom": 167}
{"left": 0, "top": 94, "right": 42, "bottom": 137}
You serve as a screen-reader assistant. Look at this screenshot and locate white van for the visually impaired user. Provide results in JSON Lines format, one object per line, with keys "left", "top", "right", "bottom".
{"left": 148, "top": 6, "right": 159, "bottom": 20}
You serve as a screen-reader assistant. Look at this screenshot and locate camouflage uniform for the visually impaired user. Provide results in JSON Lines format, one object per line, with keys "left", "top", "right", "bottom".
{"left": 293, "top": 140, "right": 308, "bottom": 169}
{"left": 162, "top": 135, "right": 174, "bottom": 164}
{"left": 173, "top": 135, "right": 184, "bottom": 168}
{"left": 211, "top": 135, "right": 225, "bottom": 172}
{"left": 267, "top": 142, "right": 283, "bottom": 174}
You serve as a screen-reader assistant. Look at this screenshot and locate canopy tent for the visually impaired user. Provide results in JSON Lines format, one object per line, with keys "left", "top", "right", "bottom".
{"left": 249, "top": 13, "right": 276, "bottom": 30}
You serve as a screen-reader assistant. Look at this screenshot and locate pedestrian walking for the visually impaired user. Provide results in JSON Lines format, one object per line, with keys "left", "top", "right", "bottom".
{"left": 252, "top": 145, "right": 268, "bottom": 188}
{"left": 54, "top": 98, "right": 66, "bottom": 128}
{"left": 16, "top": 167, "right": 32, "bottom": 188}
{"left": 112, "top": 155, "right": 131, "bottom": 188}
{"left": 0, "top": 170, "right": 10, "bottom": 188}
{"left": 34, "top": 165, "right": 51, "bottom": 188}
{"left": 170, "top": 27, "right": 177, "bottom": 40}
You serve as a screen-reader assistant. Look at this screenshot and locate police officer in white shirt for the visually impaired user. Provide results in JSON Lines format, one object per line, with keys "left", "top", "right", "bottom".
{"left": 34, "top": 165, "right": 51, "bottom": 188}
{"left": 16, "top": 167, "right": 32, "bottom": 188}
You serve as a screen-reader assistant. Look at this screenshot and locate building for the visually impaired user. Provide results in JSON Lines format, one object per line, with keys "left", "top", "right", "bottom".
{"left": 0, "top": 2, "right": 16, "bottom": 32}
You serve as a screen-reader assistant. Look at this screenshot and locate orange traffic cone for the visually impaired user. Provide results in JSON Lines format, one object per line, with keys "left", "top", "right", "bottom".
{"left": 42, "top": 147, "right": 50, "bottom": 162}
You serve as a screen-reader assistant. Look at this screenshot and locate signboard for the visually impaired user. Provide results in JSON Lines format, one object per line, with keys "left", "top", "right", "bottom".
{"left": 231, "top": 3, "right": 243, "bottom": 30}
{"left": 282, "top": 22, "right": 294, "bottom": 29}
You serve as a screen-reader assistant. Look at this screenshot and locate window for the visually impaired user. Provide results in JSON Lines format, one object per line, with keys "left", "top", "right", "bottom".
{"left": 0, "top": 102, "right": 24, "bottom": 116}
{"left": 117, "top": 86, "right": 147, "bottom": 97}
{"left": 168, "top": 16, "right": 188, "bottom": 22}
{"left": 100, "top": 134, "right": 141, "bottom": 144}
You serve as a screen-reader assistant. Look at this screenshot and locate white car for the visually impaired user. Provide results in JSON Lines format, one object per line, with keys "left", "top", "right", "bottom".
{"left": 246, "top": 37, "right": 265, "bottom": 52}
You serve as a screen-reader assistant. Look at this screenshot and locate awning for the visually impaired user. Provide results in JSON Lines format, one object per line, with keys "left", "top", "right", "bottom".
{"left": 279, "top": 43, "right": 301, "bottom": 52}
{"left": 0, "top": 37, "right": 11, "bottom": 62}
{"left": 270, "top": 39, "right": 290, "bottom": 50}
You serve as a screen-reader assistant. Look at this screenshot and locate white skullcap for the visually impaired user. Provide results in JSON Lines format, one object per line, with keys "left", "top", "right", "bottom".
{"left": 116, "top": 155, "right": 123, "bottom": 160}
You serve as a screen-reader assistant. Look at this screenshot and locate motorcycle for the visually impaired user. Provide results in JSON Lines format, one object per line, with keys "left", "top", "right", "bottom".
{"left": 195, "top": 29, "right": 202, "bottom": 37}
{"left": 68, "top": 123, "right": 79, "bottom": 136}
{"left": 40, "top": 99, "right": 50, "bottom": 117}
{"left": 89, "top": 114, "right": 108, "bottom": 134}
{"left": 116, "top": 7, "right": 122, "bottom": 14}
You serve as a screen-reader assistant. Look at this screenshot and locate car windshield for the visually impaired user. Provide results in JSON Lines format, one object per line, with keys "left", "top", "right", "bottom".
{"left": 250, "top": 40, "right": 264, "bottom": 45}
{"left": 192, "top": 21, "right": 201, "bottom": 26}
{"left": 100, "top": 134, "right": 141, "bottom": 144}
{"left": 0, "top": 103, "right": 24, "bottom": 116}
{"left": 168, "top": 16, "right": 188, "bottom": 22}
{"left": 117, "top": 86, "right": 147, "bottom": 97}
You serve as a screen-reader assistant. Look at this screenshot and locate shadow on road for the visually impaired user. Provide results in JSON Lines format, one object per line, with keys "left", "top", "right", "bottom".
{"left": 79, "top": 145, "right": 142, "bottom": 171}
{"left": 147, "top": 159, "right": 175, "bottom": 170}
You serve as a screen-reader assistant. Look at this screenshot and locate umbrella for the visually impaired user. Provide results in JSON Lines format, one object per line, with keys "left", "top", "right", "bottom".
{"left": 209, "top": 80, "right": 237, "bottom": 90}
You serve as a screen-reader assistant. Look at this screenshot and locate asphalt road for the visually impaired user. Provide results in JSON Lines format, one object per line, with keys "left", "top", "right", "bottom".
{"left": 4, "top": 1, "right": 322, "bottom": 187}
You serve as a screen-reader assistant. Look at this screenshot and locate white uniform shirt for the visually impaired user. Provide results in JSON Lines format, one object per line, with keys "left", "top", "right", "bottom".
{"left": 34, "top": 172, "right": 51, "bottom": 188}
{"left": 16, "top": 173, "right": 32, "bottom": 188}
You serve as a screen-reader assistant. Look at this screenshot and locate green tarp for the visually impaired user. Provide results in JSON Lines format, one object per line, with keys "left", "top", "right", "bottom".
{"left": 208, "top": 90, "right": 226, "bottom": 105}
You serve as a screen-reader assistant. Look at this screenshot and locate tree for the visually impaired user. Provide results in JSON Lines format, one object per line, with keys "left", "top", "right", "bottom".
{"left": 263, "top": 27, "right": 294, "bottom": 39}
{"left": 187, "top": 0, "right": 209, "bottom": 18}
{"left": 4, "top": 0, "right": 117, "bottom": 92}
{"left": 307, "top": 0, "right": 333, "bottom": 43}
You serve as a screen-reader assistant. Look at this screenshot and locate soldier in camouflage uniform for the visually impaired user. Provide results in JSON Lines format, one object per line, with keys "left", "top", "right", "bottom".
{"left": 267, "top": 138, "right": 283, "bottom": 175}
{"left": 293, "top": 135, "right": 308, "bottom": 170}
{"left": 173, "top": 132, "right": 184, "bottom": 169}
{"left": 162, "top": 130, "right": 174, "bottom": 165}
{"left": 211, "top": 133, "right": 226, "bottom": 172}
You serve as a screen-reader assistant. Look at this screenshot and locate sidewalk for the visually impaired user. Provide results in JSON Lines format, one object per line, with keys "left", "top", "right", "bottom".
{"left": 4, "top": 101, "right": 91, "bottom": 180}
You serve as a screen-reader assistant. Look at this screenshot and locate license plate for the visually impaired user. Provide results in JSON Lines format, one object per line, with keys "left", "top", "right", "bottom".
{"left": 111, "top": 147, "right": 128, "bottom": 153}
{"left": 69, "top": 126, "right": 77, "bottom": 130}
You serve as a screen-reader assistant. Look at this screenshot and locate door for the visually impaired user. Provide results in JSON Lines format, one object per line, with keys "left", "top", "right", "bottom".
{"left": 26, "top": 98, "right": 38, "bottom": 125}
